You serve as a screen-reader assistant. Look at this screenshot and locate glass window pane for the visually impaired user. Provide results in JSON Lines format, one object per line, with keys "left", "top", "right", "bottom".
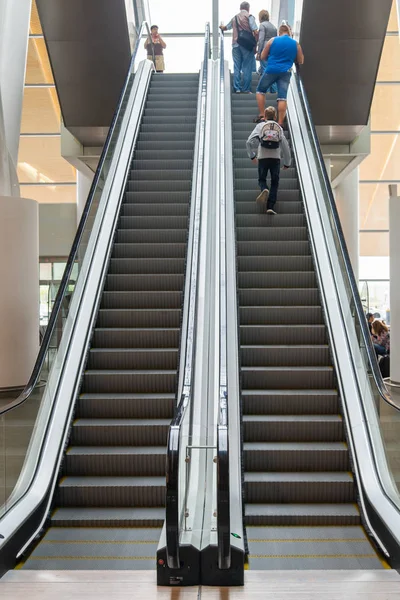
{"left": 20, "top": 89, "right": 60, "bottom": 133}
{"left": 371, "top": 85, "right": 400, "bottom": 130}
{"left": 30, "top": 0, "right": 43, "bottom": 35}
{"left": 17, "top": 137, "right": 76, "bottom": 183}
{"left": 53, "top": 263, "right": 67, "bottom": 281}
{"left": 20, "top": 184, "right": 76, "bottom": 204}
{"left": 388, "top": 0, "right": 399, "bottom": 30}
{"left": 360, "top": 231, "right": 389, "bottom": 256}
{"left": 39, "top": 263, "right": 52, "bottom": 280}
{"left": 360, "top": 183, "right": 389, "bottom": 230}
{"left": 25, "top": 39, "right": 54, "bottom": 84}
{"left": 360, "top": 134, "right": 400, "bottom": 180}
{"left": 136, "top": 35, "right": 206, "bottom": 72}
{"left": 146, "top": 0, "right": 212, "bottom": 33}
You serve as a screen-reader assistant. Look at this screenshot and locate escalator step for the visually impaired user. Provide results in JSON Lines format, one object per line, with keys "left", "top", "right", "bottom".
{"left": 241, "top": 345, "right": 331, "bottom": 367}
{"left": 239, "top": 288, "right": 319, "bottom": 306}
{"left": 65, "top": 446, "right": 166, "bottom": 476}
{"left": 116, "top": 229, "right": 188, "bottom": 244}
{"left": 77, "top": 393, "right": 175, "bottom": 419}
{"left": 238, "top": 256, "right": 313, "bottom": 272}
{"left": 70, "top": 419, "right": 170, "bottom": 446}
{"left": 241, "top": 366, "right": 334, "bottom": 389}
{"left": 238, "top": 271, "right": 316, "bottom": 288}
{"left": 243, "top": 442, "right": 349, "bottom": 471}
{"left": 124, "top": 191, "right": 191, "bottom": 204}
{"left": 119, "top": 215, "right": 188, "bottom": 229}
{"left": 236, "top": 201, "right": 303, "bottom": 215}
{"left": 244, "top": 503, "right": 360, "bottom": 526}
{"left": 111, "top": 243, "right": 187, "bottom": 260}
{"left": 101, "top": 291, "right": 183, "bottom": 310}
{"left": 108, "top": 259, "right": 185, "bottom": 275}
{"left": 239, "top": 306, "right": 324, "bottom": 325}
{"left": 240, "top": 325, "right": 327, "bottom": 345}
{"left": 236, "top": 227, "right": 308, "bottom": 242}
{"left": 237, "top": 241, "right": 310, "bottom": 257}
{"left": 105, "top": 273, "right": 184, "bottom": 292}
{"left": 82, "top": 369, "right": 177, "bottom": 394}
{"left": 129, "top": 169, "right": 193, "bottom": 181}
{"left": 88, "top": 348, "right": 179, "bottom": 370}
{"left": 52, "top": 507, "right": 165, "bottom": 528}
{"left": 92, "top": 328, "right": 180, "bottom": 349}
{"left": 130, "top": 159, "right": 193, "bottom": 171}
{"left": 243, "top": 415, "right": 343, "bottom": 442}
{"left": 242, "top": 390, "right": 339, "bottom": 416}
{"left": 127, "top": 179, "right": 192, "bottom": 192}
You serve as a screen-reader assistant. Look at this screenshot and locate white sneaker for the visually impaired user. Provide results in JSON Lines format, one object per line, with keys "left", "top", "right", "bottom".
{"left": 266, "top": 208, "right": 277, "bottom": 215}
{"left": 256, "top": 189, "right": 269, "bottom": 204}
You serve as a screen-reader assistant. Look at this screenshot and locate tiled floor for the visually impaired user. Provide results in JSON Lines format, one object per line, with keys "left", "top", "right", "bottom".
{"left": 1, "top": 570, "right": 400, "bottom": 599}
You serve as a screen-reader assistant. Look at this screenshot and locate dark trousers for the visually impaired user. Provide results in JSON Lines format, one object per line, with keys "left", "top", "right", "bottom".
{"left": 258, "top": 158, "right": 280, "bottom": 208}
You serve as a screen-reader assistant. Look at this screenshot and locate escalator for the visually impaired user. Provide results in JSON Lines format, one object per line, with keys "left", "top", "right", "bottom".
{"left": 231, "top": 75, "right": 388, "bottom": 570}
{"left": 7, "top": 72, "right": 199, "bottom": 571}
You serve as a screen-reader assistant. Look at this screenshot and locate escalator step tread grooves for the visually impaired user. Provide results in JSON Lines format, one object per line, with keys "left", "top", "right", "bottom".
{"left": 233, "top": 74, "right": 383, "bottom": 571}
{"left": 21, "top": 73, "right": 199, "bottom": 571}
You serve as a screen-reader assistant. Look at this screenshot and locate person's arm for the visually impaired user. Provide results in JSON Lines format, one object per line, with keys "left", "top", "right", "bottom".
{"left": 261, "top": 38, "right": 273, "bottom": 62}
{"left": 159, "top": 36, "right": 166, "bottom": 49}
{"left": 296, "top": 42, "right": 304, "bottom": 65}
{"left": 249, "top": 15, "right": 258, "bottom": 42}
{"left": 246, "top": 124, "right": 262, "bottom": 160}
{"left": 144, "top": 38, "right": 150, "bottom": 49}
{"left": 220, "top": 19, "right": 233, "bottom": 32}
{"left": 280, "top": 134, "right": 291, "bottom": 168}
{"left": 257, "top": 24, "right": 265, "bottom": 56}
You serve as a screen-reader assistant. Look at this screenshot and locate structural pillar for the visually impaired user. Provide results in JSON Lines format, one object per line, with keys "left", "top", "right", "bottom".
{"left": 212, "top": 0, "right": 219, "bottom": 59}
{"left": 389, "top": 184, "right": 400, "bottom": 385}
{"left": 334, "top": 166, "right": 360, "bottom": 283}
{"left": 77, "top": 170, "right": 94, "bottom": 225}
{"left": 0, "top": 197, "right": 39, "bottom": 389}
{"left": 0, "top": 0, "right": 31, "bottom": 194}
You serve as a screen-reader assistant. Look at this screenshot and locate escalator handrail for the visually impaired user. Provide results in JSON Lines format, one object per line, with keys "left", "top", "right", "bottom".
{"left": 165, "top": 23, "right": 211, "bottom": 570}
{"left": 294, "top": 66, "right": 398, "bottom": 412}
{"left": 216, "top": 29, "right": 231, "bottom": 570}
{"left": 0, "top": 21, "right": 152, "bottom": 417}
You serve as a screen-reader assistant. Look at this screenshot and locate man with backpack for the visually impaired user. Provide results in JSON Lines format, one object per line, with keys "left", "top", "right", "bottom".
{"left": 246, "top": 106, "right": 291, "bottom": 214}
{"left": 220, "top": 3, "right": 258, "bottom": 94}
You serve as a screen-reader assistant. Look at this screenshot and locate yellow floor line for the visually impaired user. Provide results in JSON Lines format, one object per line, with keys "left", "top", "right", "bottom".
{"left": 248, "top": 539, "right": 368, "bottom": 543}
{"left": 249, "top": 553, "right": 377, "bottom": 559}
{"left": 30, "top": 556, "right": 154, "bottom": 561}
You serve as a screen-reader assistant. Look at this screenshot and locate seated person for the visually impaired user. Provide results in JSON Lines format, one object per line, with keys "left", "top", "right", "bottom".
{"left": 371, "top": 319, "right": 390, "bottom": 356}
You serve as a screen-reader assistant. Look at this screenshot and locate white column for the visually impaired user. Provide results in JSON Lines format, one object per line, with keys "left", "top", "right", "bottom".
{"left": 76, "top": 170, "right": 94, "bottom": 225}
{"left": 389, "top": 184, "right": 400, "bottom": 385}
{"left": 0, "top": 196, "right": 39, "bottom": 389}
{"left": 334, "top": 166, "right": 360, "bottom": 283}
{"left": 212, "top": 0, "right": 219, "bottom": 59}
{"left": 0, "top": 0, "right": 31, "bottom": 192}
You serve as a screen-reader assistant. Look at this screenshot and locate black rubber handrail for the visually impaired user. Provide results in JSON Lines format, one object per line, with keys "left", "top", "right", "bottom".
{"left": 294, "top": 66, "right": 398, "bottom": 412}
{"left": 165, "top": 23, "right": 211, "bottom": 570}
{"left": 0, "top": 21, "right": 152, "bottom": 417}
{"left": 216, "top": 29, "right": 231, "bottom": 571}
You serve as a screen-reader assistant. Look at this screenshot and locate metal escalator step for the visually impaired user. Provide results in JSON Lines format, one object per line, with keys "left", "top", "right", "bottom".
{"left": 108, "top": 258, "right": 185, "bottom": 275}
{"left": 127, "top": 179, "right": 191, "bottom": 192}
{"left": 238, "top": 241, "right": 310, "bottom": 257}
{"left": 92, "top": 328, "right": 179, "bottom": 349}
{"left": 70, "top": 419, "right": 170, "bottom": 446}
{"left": 240, "top": 306, "right": 323, "bottom": 325}
{"left": 130, "top": 169, "right": 193, "bottom": 181}
{"left": 82, "top": 369, "right": 176, "bottom": 394}
{"left": 234, "top": 158, "right": 295, "bottom": 169}
{"left": 134, "top": 150, "right": 194, "bottom": 161}
{"left": 88, "top": 348, "right": 178, "bottom": 370}
{"left": 239, "top": 271, "right": 316, "bottom": 288}
{"left": 236, "top": 214, "right": 305, "bottom": 227}
{"left": 130, "top": 159, "right": 193, "bottom": 171}
{"left": 145, "top": 101, "right": 198, "bottom": 109}
{"left": 124, "top": 191, "right": 190, "bottom": 204}
{"left": 121, "top": 204, "right": 189, "bottom": 218}
{"left": 52, "top": 507, "right": 165, "bottom": 527}
{"left": 240, "top": 325, "right": 327, "bottom": 345}
{"left": 140, "top": 124, "right": 196, "bottom": 134}
{"left": 238, "top": 256, "right": 313, "bottom": 272}
{"left": 143, "top": 109, "right": 197, "bottom": 118}
{"left": 237, "top": 227, "right": 308, "bottom": 242}
{"left": 235, "top": 167, "right": 295, "bottom": 179}
{"left": 241, "top": 366, "right": 334, "bottom": 390}
{"left": 142, "top": 115, "right": 196, "bottom": 125}
{"left": 135, "top": 140, "right": 194, "bottom": 151}
{"left": 57, "top": 476, "right": 165, "bottom": 507}
{"left": 242, "top": 390, "right": 339, "bottom": 415}
{"left": 243, "top": 415, "right": 343, "bottom": 442}
{"left": 105, "top": 273, "right": 184, "bottom": 292}
{"left": 77, "top": 393, "right": 175, "bottom": 419}
{"left": 119, "top": 215, "right": 188, "bottom": 229}
{"left": 241, "top": 345, "right": 330, "bottom": 367}
{"left": 116, "top": 229, "right": 187, "bottom": 244}
{"left": 245, "top": 472, "right": 355, "bottom": 503}
{"left": 65, "top": 446, "right": 166, "bottom": 476}
{"left": 236, "top": 201, "right": 303, "bottom": 215}
{"left": 101, "top": 291, "right": 182, "bottom": 310}
{"left": 244, "top": 503, "right": 360, "bottom": 526}
{"left": 244, "top": 442, "right": 349, "bottom": 472}
{"left": 235, "top": 179, "right": 298, "bottom": 190}
{"left": 235, "top": 189, "right": 300, "bottom": 202}
{"left": 112, "top": 243, "right": 187, "bottom": 260}
{"left": 239, "top": 289, "right": 319, "bottom": 306}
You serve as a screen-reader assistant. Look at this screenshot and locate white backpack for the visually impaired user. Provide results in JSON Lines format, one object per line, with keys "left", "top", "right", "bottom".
{"left": 260, "top": 120, "right": 283, "bottom": 149}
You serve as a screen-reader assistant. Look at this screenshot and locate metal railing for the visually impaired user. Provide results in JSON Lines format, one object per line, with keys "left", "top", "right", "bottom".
{"left": 216, "top": 29, "right": 231, "bottom": 571}
{"left": 164, "top": 23, "right": 211, "bottom": 570}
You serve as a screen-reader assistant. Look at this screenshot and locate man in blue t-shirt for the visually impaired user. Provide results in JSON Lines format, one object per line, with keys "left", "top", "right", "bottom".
{"left": 254, "top": 23, "right": 304, "bottom": 125}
